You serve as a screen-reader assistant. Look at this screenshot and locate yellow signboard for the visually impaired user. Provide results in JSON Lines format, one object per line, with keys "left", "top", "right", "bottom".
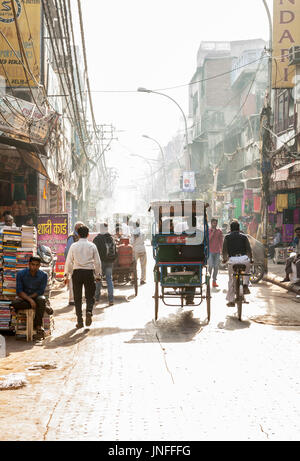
{"left": 0, "top": 0, "right": 41, "bottom": 88}
{"left": 272, "top": 0, "right": 300, "bottom": 88}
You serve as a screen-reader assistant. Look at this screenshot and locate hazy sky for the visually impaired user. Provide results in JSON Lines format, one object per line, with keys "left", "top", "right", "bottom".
{"left": 79, "top": 0, "right": 272, "bottom": 186}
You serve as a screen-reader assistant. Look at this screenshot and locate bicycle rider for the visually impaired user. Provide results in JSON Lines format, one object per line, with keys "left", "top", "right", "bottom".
{"left": 222, "top": 220, "right": 253, "bottom": 307}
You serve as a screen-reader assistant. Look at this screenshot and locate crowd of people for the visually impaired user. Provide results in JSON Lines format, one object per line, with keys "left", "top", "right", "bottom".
{"left": 1, "top": 206, "right": 299, "bottom": 337}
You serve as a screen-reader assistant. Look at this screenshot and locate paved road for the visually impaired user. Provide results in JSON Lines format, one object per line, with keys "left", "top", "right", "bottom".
{"left": 1, "top": 248, "right": 300, "bottom": 441}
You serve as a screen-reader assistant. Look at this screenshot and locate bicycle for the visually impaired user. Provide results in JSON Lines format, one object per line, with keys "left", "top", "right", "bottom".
{"left": 232, "top": 263, "right": 251, "bottom": 321}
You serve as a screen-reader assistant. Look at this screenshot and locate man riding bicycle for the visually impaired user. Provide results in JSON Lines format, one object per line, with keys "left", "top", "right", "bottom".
{"left": 222, "top": 220, "right": 253, "bottom": 307}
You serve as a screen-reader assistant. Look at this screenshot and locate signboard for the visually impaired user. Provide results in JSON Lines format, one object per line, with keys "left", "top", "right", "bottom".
{"left": 0, "top": 0, "right": 41, "bottom": 87}
{"left": 182, "top": 171, "right": 195, "bottom": 192}
{"left": 272, "top": 0, "right": 300, "bottom": 88}
{"left": 0, "top": 95, "right": 59, "bottom": 145}
{"left": 37, "top": 214, "right": 68, "bottom": 279}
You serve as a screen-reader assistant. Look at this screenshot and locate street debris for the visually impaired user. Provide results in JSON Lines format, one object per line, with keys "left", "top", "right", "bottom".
{"left": 27, "top": 362, "right": 57, "bottom": 371}
{"left": 0, "top": 373, "right": 28, "bottom": 390}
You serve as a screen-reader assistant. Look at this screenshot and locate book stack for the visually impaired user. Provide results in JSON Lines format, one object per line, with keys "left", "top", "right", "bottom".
{"left": 16, "top": 248, "right": 34, "bottom": 271}
{"left": 21, "top": 226, "right": 37, "bottom": 252}
{"left": 2, "top": 227, "right": 21, "bottom": 296}
{"left": 0, "top": 300, "right": 12, "bottom": 330}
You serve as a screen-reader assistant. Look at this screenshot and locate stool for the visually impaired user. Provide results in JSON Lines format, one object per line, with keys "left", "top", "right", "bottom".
{"left": 15, "top": 309, "right": 35, "bottom": 342}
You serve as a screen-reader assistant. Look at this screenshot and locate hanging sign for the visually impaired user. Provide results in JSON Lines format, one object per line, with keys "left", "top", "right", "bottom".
{"left": 182, "top": 171, "right": 195, "bottom": 192}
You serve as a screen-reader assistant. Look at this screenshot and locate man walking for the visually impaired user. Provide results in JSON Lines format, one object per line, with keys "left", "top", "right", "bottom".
{"left": 64, "top": 225, "right": 101, "bottom": 328}
{"left": 222, "top": 220, "right": 253, "bottom": 307}
{"left": 12, "top": 256, "right": 52, "bottom": 339}
{"left": 208, "top": 218, "right": 223, "bottom": 287}
{"left": 93, "top": 223, "right": 116, "bottom": 306}
{"left": 131, "top": 221, "right": 147, "bottom": 285}
{"left": 64, "top": 221, "right": 84, "bottom": 305}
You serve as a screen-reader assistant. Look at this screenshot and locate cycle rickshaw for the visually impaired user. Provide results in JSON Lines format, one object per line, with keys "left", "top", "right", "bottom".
{"left": 149, "top": 200, "right": 211, "bottom": 321}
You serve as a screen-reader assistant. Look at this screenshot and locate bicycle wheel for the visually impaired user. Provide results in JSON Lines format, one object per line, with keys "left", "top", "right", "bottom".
{"left": 154, "top": 280, "right": 159, "bottom": 320}
{"left": 206, "top": 276, "right": 211, "bottom": 322}
{"left": 236, "top": 276, "right": 242, "bottom": 321}
{"left": 250, "top": 264, "right": 265, "bottom": 284}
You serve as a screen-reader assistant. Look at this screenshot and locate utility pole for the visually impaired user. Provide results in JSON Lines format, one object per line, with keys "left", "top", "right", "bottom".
{"left": 260, "top": 0, "right": 273, "bottom": 273}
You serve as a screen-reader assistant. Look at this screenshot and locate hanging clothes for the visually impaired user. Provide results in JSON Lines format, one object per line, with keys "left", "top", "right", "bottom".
{"left": 282, "top": 224, "right": 294, "bottom": 243}
{"left": 233, "top": 198, "right": 242, "bottom": 219}
{"left": 268, "top": 197, "right": 276, "bottom": 214}
{"left": 294, "top": 208, "right": 300, "bottom": 225}
{"left": 253, "top": 196, "right": 261, "bottom": 213}
{"left": 276, "top": 213, "right": 283, "bottom": 227}
{"left": 288, "top": 193, "right": 297, "bottom": 209}
{"left": 283, "top": 209, "right": 294, "bottom": 224}
{"left": 276, "top": 194, "right": 289, "bottom": 212}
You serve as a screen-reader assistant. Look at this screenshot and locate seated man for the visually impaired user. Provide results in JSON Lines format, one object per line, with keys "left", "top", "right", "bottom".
{"left": 11, "top": 256, "right": 51, "bottom": 339}
{"left": 282, "top": 228, "right": 300, "bottom": 283}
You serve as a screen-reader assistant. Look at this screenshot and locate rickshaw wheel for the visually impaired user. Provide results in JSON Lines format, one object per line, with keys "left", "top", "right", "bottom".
{"left": 206, "top": 278, "right": 211, "bottom": 322}
{"left": 236, "top": 278, "right": 242, "bottom": 321}
{"left": 154, "top": 281, "right": 159, "bottom": 320}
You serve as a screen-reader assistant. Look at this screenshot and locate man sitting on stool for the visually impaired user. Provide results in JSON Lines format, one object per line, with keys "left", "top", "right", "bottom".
{"left": 12, "top": 256, "right": 52, "bottom": 339}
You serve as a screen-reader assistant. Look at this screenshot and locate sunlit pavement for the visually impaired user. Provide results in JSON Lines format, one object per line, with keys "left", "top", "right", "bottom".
{"left": 1, "top": 248, "right": 300, "bottom": 441}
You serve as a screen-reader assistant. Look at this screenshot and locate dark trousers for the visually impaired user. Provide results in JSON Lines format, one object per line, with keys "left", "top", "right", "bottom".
{"left": 11, "top": 296, "right": 46, "bottom": 328}
{"left": 72, "top": 269, "right": 96, "bottom": 320}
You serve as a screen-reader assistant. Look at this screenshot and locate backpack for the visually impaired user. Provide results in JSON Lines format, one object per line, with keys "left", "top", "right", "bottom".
{"left": 104, "top": 234, "right": 117, "bottom": 262}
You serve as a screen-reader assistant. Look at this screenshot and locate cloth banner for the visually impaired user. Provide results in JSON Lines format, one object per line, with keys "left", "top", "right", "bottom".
{"left": 253, "top": 196, "right": 261, "bottom": 213}
{"left": 268, "top": 197, "right": 276, "bottom": 214}
{"left": 288, "top": 193, "right": 297, "bottom": 209}
{"left": 276, "top": 194, "right": 288, "bottom": 212}
{"left": 294, "top": 208, "right": 300, "bottom": 225}
{"left": 282, "top": 224, "right": 294, "bottom": 243}
{"left": 233, "top": 198, "right": 242, "bottom": 219}
{"left": 276, "top": 213, "right": 283, "bottom": 227}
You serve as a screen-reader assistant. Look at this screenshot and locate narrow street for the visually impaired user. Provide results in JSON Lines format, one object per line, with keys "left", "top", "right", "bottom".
{"left": 1, "top": 249, "right": 300, "bottom": 441}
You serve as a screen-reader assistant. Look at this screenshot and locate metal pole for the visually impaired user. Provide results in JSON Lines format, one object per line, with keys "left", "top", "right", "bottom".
{"left": 137, "top": 87, "right": 191, "bottom": 170}
{"left": 142, "top": 135, "right": 167, "bottom": 197}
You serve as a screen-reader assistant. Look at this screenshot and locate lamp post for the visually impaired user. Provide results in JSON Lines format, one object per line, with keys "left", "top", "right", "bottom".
{"left": 137, "top": 87, "right": 192, "bottom": 171}
{"left": 129, "top": 153, "right": 155, "bottom": 199}
{"left": 142, "top": 134, "right": 167, "bottom": 197}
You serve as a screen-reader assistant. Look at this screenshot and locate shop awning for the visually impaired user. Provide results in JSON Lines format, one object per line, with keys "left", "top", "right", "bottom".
{"left": 273, "top": 160, "right": 300, "bottom": 182}
{"left": 0, "top": 144, "right": 49, "bottom": 178}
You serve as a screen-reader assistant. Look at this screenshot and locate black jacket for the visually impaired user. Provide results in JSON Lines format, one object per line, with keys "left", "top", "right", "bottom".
{"left": 93, "top": 233, "right": 114, "bottom": 262}
{"left": 222, "top": 231, "right": 252, "bottom": 261}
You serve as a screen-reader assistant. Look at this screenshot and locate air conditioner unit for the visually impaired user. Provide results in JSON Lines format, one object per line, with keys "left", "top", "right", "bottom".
{"left": 289, "top": 46, "right": 300, "bottom": 65}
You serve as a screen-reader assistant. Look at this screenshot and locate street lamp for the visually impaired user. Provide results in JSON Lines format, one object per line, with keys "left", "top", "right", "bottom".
{"left": 137, "top": 87, "right": 191, "bottom": 170}
{"left": 142, "top": 134, "right": 167, "bottom": 197}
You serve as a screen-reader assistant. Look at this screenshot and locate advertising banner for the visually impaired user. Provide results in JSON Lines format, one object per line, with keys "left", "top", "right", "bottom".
{"left": 182, "top": 171, "right": 195, "bottom": 192}
{"left": 37, "top": 214, "right": 68, "bottom": 279}
{"left": 0, "top": 0, "right": 41, "bottom": 88}
{"left": 272, "top": 0, "right": 300, "bottom": 88}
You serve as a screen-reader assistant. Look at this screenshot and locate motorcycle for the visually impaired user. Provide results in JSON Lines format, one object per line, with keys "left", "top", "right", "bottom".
{"left": 37, "top": 244, "right": 57, "bottom": 285}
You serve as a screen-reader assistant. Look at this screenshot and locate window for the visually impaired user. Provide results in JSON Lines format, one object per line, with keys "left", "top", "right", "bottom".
{"left": 275, "top": 89, "right": 295, "bottom": 133}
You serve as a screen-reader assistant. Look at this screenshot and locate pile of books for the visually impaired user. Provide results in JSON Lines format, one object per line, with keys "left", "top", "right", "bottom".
{"left": 16, "top": 248, "right": 34, "bottom": 271}
{"left": 0, "top": 300, "right": 12, "bottom": 330}
{"left": 2, "top": 227, "right": 21, "bottom": 296}
{"left": 21, "top": 226, "right": 37, "bottom": 251}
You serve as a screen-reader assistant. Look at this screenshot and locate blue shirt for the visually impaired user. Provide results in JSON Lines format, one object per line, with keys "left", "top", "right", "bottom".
{"left": 16, "top": 269, "right": 48, "bottom": 297}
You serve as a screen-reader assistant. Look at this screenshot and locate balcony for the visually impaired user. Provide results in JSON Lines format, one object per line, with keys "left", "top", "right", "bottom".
{"left": 231, "top": 50, "right": 262, "bottom": 88}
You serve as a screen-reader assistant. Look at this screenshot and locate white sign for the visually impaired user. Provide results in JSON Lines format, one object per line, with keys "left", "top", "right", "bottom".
{"left": 182, "top": 171, "right": 195, "bottom": 192}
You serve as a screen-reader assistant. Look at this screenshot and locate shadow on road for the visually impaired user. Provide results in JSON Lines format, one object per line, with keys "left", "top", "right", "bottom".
{"left": 127, "top": 310, "right": 205, "bottom": 344}
{"left": 44, "top": 328, "right": 89, "bottom": 349}
{"left": 217, "top": 315, "right": 251, "bottom": 330}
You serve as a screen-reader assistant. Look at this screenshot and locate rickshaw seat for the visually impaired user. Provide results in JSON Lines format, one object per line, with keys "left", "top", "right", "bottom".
{"left": 180, "top": 244, "right": 205, "bottom": 262}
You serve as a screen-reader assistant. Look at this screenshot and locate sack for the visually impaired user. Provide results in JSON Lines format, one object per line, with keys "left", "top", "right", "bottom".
{"left": 104, "top": 235, "right": 117, "bottom": 262}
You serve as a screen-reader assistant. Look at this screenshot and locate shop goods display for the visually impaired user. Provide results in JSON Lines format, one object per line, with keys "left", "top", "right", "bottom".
{"left": 0, "top": 226, "right": 54, "bottom": 338}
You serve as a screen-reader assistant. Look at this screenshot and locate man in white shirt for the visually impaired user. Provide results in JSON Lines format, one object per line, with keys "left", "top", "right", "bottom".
{"left": 131, "top": 222, "right": 147, "bottom": 285}
{"left": 64, "top": 225, "right": 101, "bottom": 328}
